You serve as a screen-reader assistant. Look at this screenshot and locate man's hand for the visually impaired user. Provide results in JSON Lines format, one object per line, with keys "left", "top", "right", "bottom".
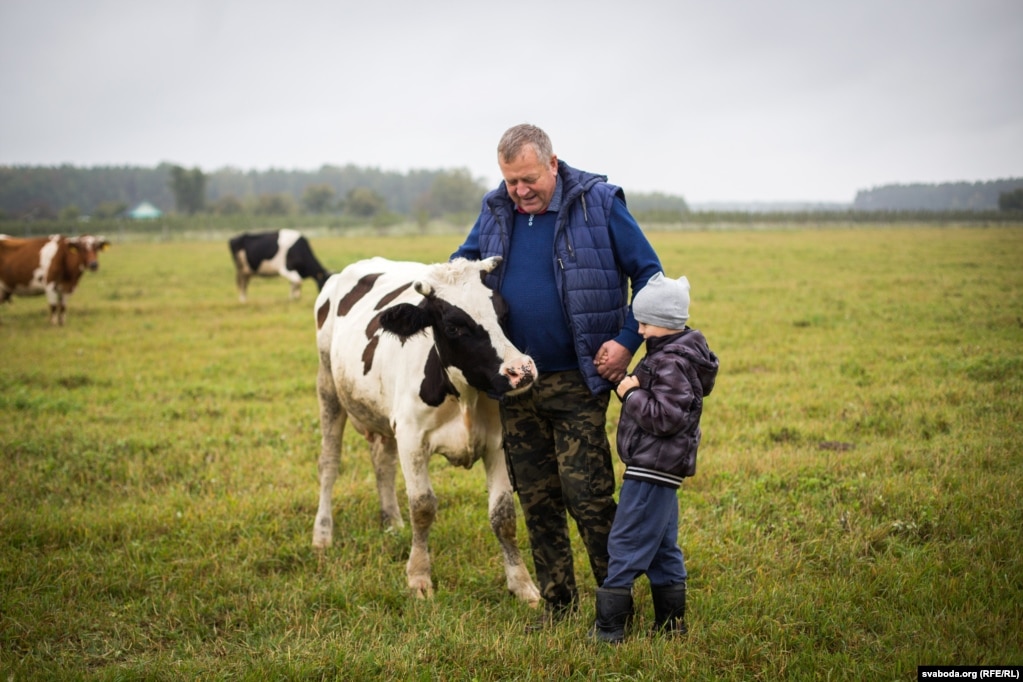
{"left": 593, "top": 340, "right": 631, "bottom": 384}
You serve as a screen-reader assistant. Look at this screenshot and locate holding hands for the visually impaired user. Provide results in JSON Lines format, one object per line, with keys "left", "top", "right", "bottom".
{"left": 593, "top": 339, "right": 632, "bottom": 384}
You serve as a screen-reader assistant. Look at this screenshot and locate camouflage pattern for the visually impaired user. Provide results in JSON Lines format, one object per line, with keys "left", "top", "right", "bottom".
{"left": 500, "top": 370, "right": 617, "bottom": 607}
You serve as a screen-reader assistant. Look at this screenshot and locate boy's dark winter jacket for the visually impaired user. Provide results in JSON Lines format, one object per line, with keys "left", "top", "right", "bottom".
{"left": 616, "top": 328, "right": 719, "bottom": 488}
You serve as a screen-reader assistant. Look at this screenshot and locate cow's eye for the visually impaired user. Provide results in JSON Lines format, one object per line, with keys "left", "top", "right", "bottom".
{"left": 444, "top": 323, "right": 467, "bottom": 338}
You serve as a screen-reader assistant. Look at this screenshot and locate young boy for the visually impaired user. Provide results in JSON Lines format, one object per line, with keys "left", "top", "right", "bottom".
{"left": 591, "top": 272, "right": 719, "bottom": 644}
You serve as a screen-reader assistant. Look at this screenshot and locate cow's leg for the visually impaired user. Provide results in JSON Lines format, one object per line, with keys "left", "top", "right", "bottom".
{"left": 396, "top": 439, "right": 437, "bottom": 598}
{"left": 236, "top": 270, "right": 249, "bottom": 303}
{"left": 283, "top": 270, "right": 303, "bottom": 300}
{"left": 369, "top": 435, "right": 403, "bottom": 529}
{"left": 313, "top": 362, "right": 346, "bottom": 548}
{"left": 484, "top": 444, "right": 542, "bottom": 606}
{"left": 46, "top": 289, "right": 64, "bottom": 326}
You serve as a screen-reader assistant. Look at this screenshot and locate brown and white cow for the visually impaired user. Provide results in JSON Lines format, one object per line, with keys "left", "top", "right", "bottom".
{"left": 313, "top": 256, "right": 541, "bottom": 605}
{"left": 0, "top": 234, "right": 110, "bottom": 325}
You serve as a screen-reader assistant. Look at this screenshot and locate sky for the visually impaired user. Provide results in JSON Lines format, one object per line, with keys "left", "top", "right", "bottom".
{"left": 1, "top": 0, "right": 1021, "bottom": 204}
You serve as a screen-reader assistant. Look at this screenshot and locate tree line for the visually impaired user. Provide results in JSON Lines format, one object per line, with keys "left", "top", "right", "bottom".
{"left": 5, "top": 162, "right": 1018, "bottom": 228}
{"left": 0, "top": 163, "right": 488, "bottom": 224}
{"left": 0, "top": 163, "right": 691, "bottom": 226}
{"left": 852, "top": 178, "right": 1023, "bottom": 212}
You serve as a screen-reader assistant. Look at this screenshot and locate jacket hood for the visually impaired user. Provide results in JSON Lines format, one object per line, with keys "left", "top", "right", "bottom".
{"left": 649, "top": 328, "right": 719, "bottom": 396}
{"left": 557, "top": 160, "right": 607, "bottom": 205}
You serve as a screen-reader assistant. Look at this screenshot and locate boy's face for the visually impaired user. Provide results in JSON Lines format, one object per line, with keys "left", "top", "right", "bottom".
{"left": 637, "top": 321, "right": 681, "bottom": 339}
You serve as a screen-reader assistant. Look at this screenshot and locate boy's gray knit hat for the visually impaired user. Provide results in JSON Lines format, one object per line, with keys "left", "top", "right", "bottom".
{"left": 632, "top": 272, "right": 690, "bottom": 328}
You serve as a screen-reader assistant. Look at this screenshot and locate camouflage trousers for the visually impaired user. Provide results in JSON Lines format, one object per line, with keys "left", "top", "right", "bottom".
{"left": 500, "top": 370, "right": 617, "bottom": 607}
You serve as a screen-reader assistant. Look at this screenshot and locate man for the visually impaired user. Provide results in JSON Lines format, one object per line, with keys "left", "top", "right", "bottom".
{"left": 451, "top": 123, "right": 663, "bottom": 631}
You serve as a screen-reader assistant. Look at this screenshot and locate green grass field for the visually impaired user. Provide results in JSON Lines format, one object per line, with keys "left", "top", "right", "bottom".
{"left": 2, "top": 225, "right": 1021, "bottom": 680}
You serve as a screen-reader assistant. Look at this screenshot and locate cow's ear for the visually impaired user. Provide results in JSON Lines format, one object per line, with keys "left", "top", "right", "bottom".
{"left": 379, "top": 303, "right": 431, "bottom": 341}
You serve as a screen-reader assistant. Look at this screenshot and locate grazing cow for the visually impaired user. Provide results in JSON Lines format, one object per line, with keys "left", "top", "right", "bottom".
{"left": 313, "top": 256, "right": 541, "bottom": 605}
{"left": 228, "top": 229, "right": 330, "bottom": 302}
{"left": 0, "top": 234, "right": 110, "bottom": 325}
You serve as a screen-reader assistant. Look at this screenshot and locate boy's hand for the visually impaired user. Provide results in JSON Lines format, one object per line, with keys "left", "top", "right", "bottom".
{"left": 616, "top": 374, "right": 639, "bottom": 398}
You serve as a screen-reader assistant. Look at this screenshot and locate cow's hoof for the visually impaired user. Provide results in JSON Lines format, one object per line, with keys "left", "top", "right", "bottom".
{"left": 515, "top": 584, "right": 542, "bottom": 608}
{"left": 409, "top": 577, "right": 434, "bottom": 599}
{"left": 312, "top": 529, "right": 333, "bottom": 549}
{"left": 380, "top": 511, "right": 404, "bottom": 530}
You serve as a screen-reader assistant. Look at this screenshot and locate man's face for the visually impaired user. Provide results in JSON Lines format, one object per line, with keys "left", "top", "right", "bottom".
{"left": 499, "top": 145, "right": 558, "bottom": 215}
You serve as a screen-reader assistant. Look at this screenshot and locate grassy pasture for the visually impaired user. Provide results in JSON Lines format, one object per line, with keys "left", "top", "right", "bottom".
{"left": 1, "top": 224, "right": 1021, "bottom": 680}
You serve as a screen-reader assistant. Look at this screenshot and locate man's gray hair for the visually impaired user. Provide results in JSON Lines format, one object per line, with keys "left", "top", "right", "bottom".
{"left": 498, "top": 124, "right": 554, "bottom": 164}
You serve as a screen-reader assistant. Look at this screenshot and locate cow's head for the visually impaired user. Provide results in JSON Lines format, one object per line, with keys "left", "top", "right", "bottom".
{"left": 67, "top": 235, "right": 110, "bottom": 272}
{"left": 379, "top": 257, "right": 535, "bottom": 397}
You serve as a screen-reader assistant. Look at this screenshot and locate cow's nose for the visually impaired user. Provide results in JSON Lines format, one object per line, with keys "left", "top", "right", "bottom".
{"left": 88, "top": 262, "right": 99, "bottom": 271}
{"left": 504, "top": 361, "right": 535, "bottom": 388}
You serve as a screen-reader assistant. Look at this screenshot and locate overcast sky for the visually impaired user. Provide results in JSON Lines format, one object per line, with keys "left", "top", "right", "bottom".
{"left": 1, "top": 0, "right": 1021, "bottom": 203}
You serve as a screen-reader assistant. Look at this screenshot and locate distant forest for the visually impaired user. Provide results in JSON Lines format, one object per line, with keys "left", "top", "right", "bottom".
{"left": 852, "top": 178, "right": 1023, "bottom": 211}
{"left": 2, "top": 164, "right": 1021, "bottom": 223}
{"left": 0, "top": 163, "right": 690, "bottom": 222}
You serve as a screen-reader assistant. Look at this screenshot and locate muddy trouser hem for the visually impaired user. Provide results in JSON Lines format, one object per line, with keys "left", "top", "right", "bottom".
{"left": 501, "top": 370, "right": 617, "bottom": 606}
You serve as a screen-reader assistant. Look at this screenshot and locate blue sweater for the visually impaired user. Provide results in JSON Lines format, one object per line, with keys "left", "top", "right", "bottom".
{"left": 499, "top": 208, "right": 576, "bottom": 372}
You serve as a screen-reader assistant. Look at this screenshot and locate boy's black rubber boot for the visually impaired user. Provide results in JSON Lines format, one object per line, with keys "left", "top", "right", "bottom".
{"left": 589, "top": 587, "right": 634, "bottom": 644}
{"left": 651, "top": 582, "right": 688, "bottom": 636}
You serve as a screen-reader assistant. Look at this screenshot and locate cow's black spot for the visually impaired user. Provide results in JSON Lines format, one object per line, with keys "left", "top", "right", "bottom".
{"left": 316, "top": 300, "right": 330, "bottom": 329}
{"left": 375, "top": 282, "right": 412, "bottom": 310}
{"left": 362, "top": 334, "right": 380, "bottom": 375}
{"left": 338, "top": 273, "right": 381, "bottom": 316}
{"left": 419, "top": 346, "right": 458, "bottom": 406}
{"left": 228, "top": 231, "right": 279, "bottom": 272}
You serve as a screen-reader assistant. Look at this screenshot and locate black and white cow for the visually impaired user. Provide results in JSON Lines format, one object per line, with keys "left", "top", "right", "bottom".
{"left": 228, "top": 229, "right": 330, "bottom": 302}
{"left": 313, "top": 256, "right": 541, "bottom": 605}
